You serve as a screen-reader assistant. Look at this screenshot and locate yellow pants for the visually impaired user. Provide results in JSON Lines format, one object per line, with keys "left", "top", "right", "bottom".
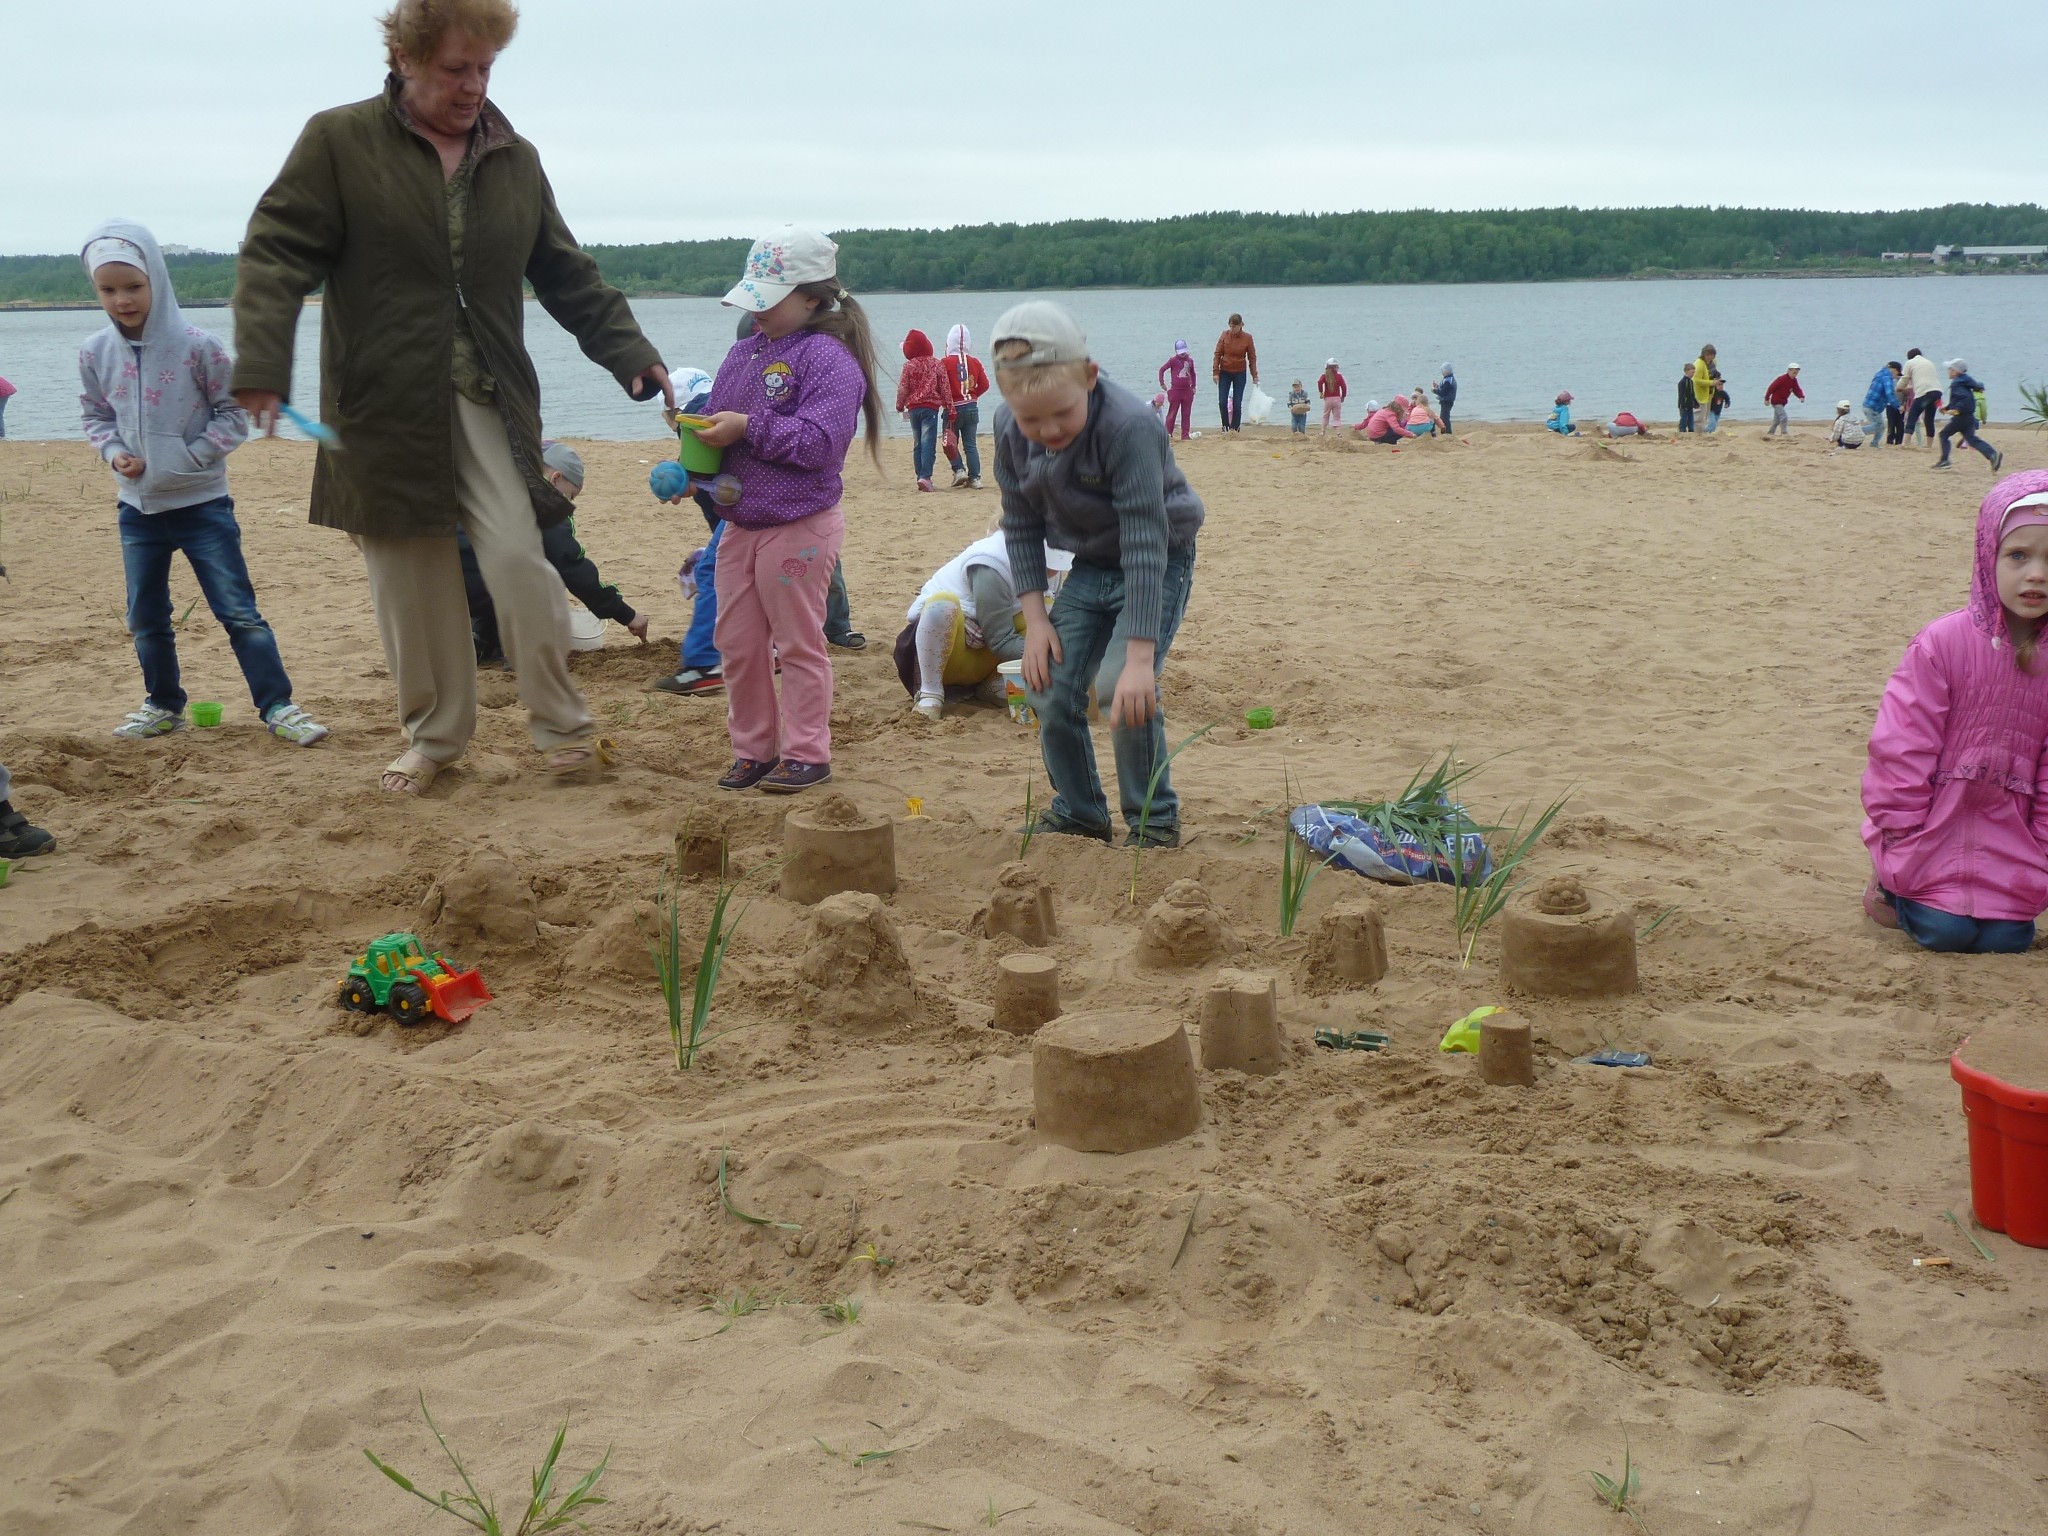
{"left": 923, "top": 592, "right": 1010, "bottom": 686}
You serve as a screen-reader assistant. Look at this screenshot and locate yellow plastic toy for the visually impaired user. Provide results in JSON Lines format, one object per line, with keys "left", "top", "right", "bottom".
{"left": 1439, "top": 1005, "right": 1500, "bottom": 1054}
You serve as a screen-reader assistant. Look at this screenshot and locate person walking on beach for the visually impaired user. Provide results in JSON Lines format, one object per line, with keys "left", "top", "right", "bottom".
{"left": 1764, "top": 364, "right": 1804, "bottom": 436}
{"left": 1158, "top": 340, "right": 1198, "bottom": 441}
{"left": 1692, "top": 345, "right": 1718, "bottom": 433}
{"left": 1902, "top": 348, "right": 1942, "bottom": 447}
{"left": 1934, "top": 360, "right": 2002, "bottom": 473}
{"left": 896, "top": 328, "right": 948, "bottom": 492}
{"left": 1677, "top": 366, "right": 1696, "bottom": 432}
{"left": 0, "top": 374, "right": 15, "bottom": 438}
{"left": 939, "top": 324, "right": 991, "bottom": 488}
{"left": 1863, "top": 361, "right": 1901, "bottom": 449}
{"left": 1707, "top": 370, "right": 1731, "bottom": 434}
{"left": 230, "top": 0, "right": 672, "bottom": 795}
{"left": 1317, "top": 360, "right": 1347, "bottom": 432}
{"left": 1212, "top": 314, "right": 1257, "bottom": 432}
{"left": 1432, "top": 364, "right": 1457, "bottom": 433}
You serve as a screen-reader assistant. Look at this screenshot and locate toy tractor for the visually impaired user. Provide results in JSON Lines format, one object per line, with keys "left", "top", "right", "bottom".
{"left": 338, "top": 932, "right": 494, "bottom": 1025}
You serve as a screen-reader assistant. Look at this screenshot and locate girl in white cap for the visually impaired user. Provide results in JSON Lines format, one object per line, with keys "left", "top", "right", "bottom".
{"left": 691, "top": 226, "right": 881, "bottom": 794}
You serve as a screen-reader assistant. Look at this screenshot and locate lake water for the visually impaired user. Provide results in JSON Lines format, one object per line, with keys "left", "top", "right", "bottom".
{"left": 3, "top": 275, "right": 2042, "bottom": 442}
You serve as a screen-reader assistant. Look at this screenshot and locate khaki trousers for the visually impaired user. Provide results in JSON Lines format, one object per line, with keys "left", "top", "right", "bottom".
{"left": 355, "top": 394, "right": 592, "bottom": 762}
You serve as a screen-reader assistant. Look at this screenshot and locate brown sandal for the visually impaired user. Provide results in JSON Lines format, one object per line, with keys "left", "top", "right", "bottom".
{"left": 547, "top": 737, "right": 613, "bottom": 779}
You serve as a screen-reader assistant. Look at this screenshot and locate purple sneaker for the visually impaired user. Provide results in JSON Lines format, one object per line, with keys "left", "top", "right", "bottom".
{"left": 758, "top": 759, "right": 832, "bottom": 794}
{"left": 717, "top": 757, "right": 778, "bottom": 791}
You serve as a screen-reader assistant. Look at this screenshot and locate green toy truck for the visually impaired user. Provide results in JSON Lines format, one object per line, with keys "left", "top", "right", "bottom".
{"left": 338, "top": 932, "right": 494, "bottom": 1025}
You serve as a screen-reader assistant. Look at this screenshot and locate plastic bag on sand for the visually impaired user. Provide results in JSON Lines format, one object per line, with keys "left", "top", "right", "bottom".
{"left": 1288, "top": 803, "right": 1493, "bottom": 886}
{"left": 1242, "top": 378, "right": 1275, "bottom": 426}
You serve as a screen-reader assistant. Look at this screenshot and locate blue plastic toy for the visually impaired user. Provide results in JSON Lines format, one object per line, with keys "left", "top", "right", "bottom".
{"left": 649, "top": 459, "right": 690, "bottom": 500}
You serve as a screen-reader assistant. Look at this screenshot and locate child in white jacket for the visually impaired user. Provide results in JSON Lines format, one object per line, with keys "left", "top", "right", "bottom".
{"left": 79, "top": 219, "right": 326, "bottom": 744}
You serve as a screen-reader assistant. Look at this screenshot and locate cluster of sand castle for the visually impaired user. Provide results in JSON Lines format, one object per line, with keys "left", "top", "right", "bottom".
{"left": 757, "top": 793, "right": 1646, "bottom": 1151}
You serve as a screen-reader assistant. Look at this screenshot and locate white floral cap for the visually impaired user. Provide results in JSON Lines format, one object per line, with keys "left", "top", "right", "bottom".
{"left": 723, "top": 225, "right": 839, "bottom": 312}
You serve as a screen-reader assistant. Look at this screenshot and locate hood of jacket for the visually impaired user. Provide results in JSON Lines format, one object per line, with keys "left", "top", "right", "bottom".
{"left": 903, "top": 329, "right": 933, "bottom": 360}
{"left": 83, "top": 218, "right": 185, "bottom": 348}
{"left": 1971, "top": 470, "right": 2048, "bottom": 645}
{"left": 945, "top": 324, "right": 970, "bottom": 358}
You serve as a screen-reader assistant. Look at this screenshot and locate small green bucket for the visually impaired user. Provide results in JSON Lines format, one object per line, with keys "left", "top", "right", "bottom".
{"left": 675, "top": 415, "right": 725, "bottom": 476}
{"left": 190, "top": 701, "right": 224, "bottom": 728}
{"left": 1245, "top": 707, "right": 1276, "bottom": 730}
{"left": 0, "top": 857, "right": 12, "bottom": 889}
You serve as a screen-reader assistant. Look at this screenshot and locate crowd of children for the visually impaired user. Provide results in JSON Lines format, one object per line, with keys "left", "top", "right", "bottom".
{"left": 14, "top": 220, "right": 2048, "bottom": 957}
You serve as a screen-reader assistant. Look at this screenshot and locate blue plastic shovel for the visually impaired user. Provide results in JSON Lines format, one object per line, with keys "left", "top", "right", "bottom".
{"left": 279, "top": 401, "right": 340, "bottom": 450}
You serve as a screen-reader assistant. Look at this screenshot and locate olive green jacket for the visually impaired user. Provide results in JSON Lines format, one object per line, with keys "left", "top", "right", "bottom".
{"left": 231, "top": 78, "right": 662, "bottom": 537}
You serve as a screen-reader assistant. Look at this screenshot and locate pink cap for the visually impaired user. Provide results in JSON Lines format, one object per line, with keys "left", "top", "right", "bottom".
{"left": 1999, "top": 491, "right": 2048, "bottom": 543}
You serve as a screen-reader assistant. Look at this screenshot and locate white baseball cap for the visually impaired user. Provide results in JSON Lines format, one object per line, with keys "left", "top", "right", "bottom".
{"left": 990, "top": 300, "right": 1090, "bottom": 366}
{"left": 722, "top": 225, "right": 839, "bottom": 312}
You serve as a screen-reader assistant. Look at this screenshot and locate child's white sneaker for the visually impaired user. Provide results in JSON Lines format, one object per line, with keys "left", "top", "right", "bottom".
{"left": 264, "top": 702, "right": 330, "bottom": 746}
{"left": 912, "top": 691, "right": 944, "bottom": 722}
{"left": 113, "top": 703, "right": 185, "bottom": 740}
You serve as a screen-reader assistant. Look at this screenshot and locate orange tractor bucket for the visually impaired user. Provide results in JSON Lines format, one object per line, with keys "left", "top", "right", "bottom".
{"left": 423, "top": 966, "right": 495, "bottom": 1023}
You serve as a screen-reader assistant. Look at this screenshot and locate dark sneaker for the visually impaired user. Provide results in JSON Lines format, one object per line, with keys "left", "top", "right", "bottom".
{"left": 1124, "top": 825, "right": 1181, "bottom": 850}
{"left": 0, "top": 803, "right": 55, "bottom": 859}
{"left": 1992, "top": 450, "right": 2005, "bottom": 472}
{"left": 759, "top": 758, "right": 832, "bottom": 794}
{"left": 826, "top": 632, "right": 868, "bottom": 652}
{"left": 717, "top": 757, "right": 778, "bottom": 790}
{"left": 654, "top": 667, "right": 725, "bottom": 696}
{"left": 1024, "top": 813, "right": 1112, "bottom": 845}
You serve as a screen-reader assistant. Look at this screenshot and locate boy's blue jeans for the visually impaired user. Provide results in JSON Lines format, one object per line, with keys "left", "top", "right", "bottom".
{"left": 909, "top": 407, "right": 940, "bottom": 480}
{"left": 1894, "top": 895, "right": 2036, "bottom": 955}
{"left": 947, "top": 401, "right": 982, "bottom": 479}
{"left": 681, "top": 519, "right": 725, "bottom": 671}
{"left": 1025, "top": 547, "right": 1197, "bottom": 840}
{"left": 119, "top": 496, "right": 293, "bottom": 717}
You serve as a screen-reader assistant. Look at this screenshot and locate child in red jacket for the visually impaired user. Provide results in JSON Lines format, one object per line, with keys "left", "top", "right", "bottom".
{"left": 1764, "top": 364, "right": 1804, "bottom": 437}
{"left": 938, "top": 324, "right": 991, "bottom": 489}
{"left": 896, "top": 329, "right": 950, "bottom": 491}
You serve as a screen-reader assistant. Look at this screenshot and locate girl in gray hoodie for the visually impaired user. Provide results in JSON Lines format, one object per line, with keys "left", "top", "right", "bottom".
{"left": 78, "top": 219, "right": 327, "bottom": 744}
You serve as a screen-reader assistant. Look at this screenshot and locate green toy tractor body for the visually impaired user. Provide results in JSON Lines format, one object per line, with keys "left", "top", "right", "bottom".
{"left": 338, "top": 932, "right": 493, "bottom": 1025}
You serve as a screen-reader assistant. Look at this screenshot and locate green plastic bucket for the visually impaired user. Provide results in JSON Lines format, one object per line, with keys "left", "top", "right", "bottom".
{"left": 675, "top": 415, "right": 725, "bottom": 476}
{"left": 190, "top": 701, "right": 224, "bottom": 728}
{"left": 1245, "top": 707, "right": 1275, "bottom": 730}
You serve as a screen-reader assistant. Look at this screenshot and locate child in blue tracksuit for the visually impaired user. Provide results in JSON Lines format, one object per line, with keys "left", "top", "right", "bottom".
{"left": 1935, "top": 360, "right": 2001, "bottom": 473}
{"left": 77, "top": 220, "right": 328, "bottom": 746}
{"left": 654, "top": 370, "right": 726, "bottom": 695}
{"left": 1545, "top": 391, "right": 1579, "bottom": 436}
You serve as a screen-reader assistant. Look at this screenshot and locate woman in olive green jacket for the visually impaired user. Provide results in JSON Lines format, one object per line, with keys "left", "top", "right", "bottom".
{"left": 231, "top": 0, "right": 671, "bottom": 793}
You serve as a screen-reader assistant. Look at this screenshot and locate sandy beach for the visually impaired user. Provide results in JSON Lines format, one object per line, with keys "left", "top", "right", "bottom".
{"left": 2, "top": 419, "right": 2045, "bottom": 1535}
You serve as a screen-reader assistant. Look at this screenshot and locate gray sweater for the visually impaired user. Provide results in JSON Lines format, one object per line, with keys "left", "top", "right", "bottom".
{"left": 994, "top": 373, "right": 1204, "bottom": 642}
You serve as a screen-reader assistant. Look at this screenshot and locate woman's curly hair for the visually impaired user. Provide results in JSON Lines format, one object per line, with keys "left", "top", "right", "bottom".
{"left": 381, "top": 0, "right": 519, "bottom": 70}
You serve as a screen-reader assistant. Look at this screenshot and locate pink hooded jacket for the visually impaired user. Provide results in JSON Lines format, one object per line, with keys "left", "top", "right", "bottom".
{"left": 1861, "top": 469, "right": 2048, "bottom": 921}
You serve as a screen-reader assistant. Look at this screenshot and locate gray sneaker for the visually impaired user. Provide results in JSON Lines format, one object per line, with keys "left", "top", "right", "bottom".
{"left": 264, "top": 702, "right": 331, "bottom": 746}
{"left": 113, "top": 703, "right": 185, "bottom": 740}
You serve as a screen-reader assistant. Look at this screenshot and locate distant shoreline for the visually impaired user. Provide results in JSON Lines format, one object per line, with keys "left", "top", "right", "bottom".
{"left": 4, "top": 266, "right": 2042, "bottom": 314}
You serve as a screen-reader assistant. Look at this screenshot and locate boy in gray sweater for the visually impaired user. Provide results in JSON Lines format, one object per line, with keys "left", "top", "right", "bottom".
{"left": 993, "top": 301, "right": 1204, "bottom": 847}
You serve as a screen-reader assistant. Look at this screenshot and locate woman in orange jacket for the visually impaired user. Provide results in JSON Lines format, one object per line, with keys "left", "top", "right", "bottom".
{"left": 1212, "top": 313, "right": 1258, "bottom": 432}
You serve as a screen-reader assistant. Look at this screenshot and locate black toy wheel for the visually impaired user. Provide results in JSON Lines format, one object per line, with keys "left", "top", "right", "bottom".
{"left": 388, "top": 980, "right": 432, "bottom": 1026}
{"left": 340, "top": 979, "right": 375, "bottom": 1013}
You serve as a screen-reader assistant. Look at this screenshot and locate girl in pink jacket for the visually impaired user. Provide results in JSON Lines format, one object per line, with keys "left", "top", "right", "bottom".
{"left": 1862, "top": 470, "right": 2048, "bottom": 952}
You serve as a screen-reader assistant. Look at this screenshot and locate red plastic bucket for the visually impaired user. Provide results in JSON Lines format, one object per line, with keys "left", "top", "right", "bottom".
{"left": 1951, "top": 1034, "right": 2048, "bottom": 1249}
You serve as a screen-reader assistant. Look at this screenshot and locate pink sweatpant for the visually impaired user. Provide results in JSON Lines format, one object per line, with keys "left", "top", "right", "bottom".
{"left": 1322, "top": 398, "right": 1344, "bottom": 427}
{"left": 714, "top": 505, "right": 845, "bottom": 765}
{"left": 1164, "top": 389, "right": 1194, "bottom": 440}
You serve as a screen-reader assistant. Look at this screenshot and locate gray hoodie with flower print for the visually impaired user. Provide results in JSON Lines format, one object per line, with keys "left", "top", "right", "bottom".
{"left": 77, "top": 218, "right": 248, "bottom": 513}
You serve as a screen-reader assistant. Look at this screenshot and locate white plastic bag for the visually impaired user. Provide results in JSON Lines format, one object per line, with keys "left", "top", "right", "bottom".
{"left": 1241, "top": 377, "right": 1275, "bottom": 426}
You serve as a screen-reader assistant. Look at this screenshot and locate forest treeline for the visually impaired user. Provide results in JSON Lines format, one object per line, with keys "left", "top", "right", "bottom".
{"left": 6, "top": 204, "right": 2046, "bottom": 305}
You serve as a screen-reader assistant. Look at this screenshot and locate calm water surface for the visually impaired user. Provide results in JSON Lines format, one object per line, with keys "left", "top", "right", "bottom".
{"left": 3, "top": 275, "right": 2042, "bottom": 442}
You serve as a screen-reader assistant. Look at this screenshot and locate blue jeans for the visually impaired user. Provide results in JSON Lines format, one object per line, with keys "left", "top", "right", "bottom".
{"left": 826, "top": 557, "right": 854, "bottom": 641}
{"left": 1218, "top": 371, "right": 1246, "bottom": 430}
{"left": 909, "top": 407, "right": 940, "bottom": 480}
{"left": 1894, "top": 895, "right": 2036, "bottom": 955}
{"left": 1938, "top": 417, "right": 1996, "bottom": 465}
{"left": 946, "top": 401, "right": 982, "bottom": 479}
{"left": 681, "top": 519, "right": 725, "bottom": 671}
{"left": 119, "top": 497, "right": 293, "bottom": 717}
{"left": 1290, "top": 413, "right": 1308, "bottom": 434}
{"left": 1025, "top": 546, "right": 1197, "bottom": 840}
{"left": 1704, "top": 410, "right": 1722, "bottom": 434}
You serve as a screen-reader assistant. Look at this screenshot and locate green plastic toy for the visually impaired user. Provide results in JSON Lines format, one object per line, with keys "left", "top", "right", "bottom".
{"left": 338, "top": 932, "right": 494, "bottom": 1025}
{"left": 1439, "top": 1005, "right": 1500, "bottom": 1054}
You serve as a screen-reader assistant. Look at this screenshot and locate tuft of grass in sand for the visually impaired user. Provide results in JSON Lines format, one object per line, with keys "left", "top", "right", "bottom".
{"left": 1451, "top": 789, "right": 1572, "bottom": 966}
{"left": 1587, "top": 1436, "right": 1646, "bottom": 1530}
{"left": 1278, "top": 769, "right": 1333, "bottom": 936}
{"left": 363, "top": 1393, "right": 610, "bottom": 1536}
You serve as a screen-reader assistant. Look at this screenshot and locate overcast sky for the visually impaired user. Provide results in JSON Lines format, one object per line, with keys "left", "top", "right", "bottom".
{"left": 3, "top": 1, "right": 2042, "bottom": 257}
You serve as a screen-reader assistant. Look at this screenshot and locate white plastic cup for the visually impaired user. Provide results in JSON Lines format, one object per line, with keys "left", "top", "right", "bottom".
{"left": 997, "top": 660, "right": 1036, "bottom": 727}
